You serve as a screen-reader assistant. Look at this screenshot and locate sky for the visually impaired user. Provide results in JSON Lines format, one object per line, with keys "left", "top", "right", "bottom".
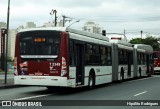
{"left": 1, "top": 0, "right": 160, "bottom": 40}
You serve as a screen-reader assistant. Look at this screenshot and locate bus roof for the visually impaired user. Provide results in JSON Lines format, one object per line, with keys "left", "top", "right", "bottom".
{"left": 133, "top": 44, "right": 153, "bottom": 51}
{"left": 109, "top": 39, "right": 132, "bottom": 47}
{"left": 18, "top": 27, "right": 109, "bottom": 42}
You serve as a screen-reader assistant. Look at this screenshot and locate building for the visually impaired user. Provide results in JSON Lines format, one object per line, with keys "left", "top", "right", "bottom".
{"left": 0, "top": 22, "right": 7, "bottom": 28}
{"left": 0, "top": 22, "right": 9, "bottom": 59}
{"left": 25, "top": 22, "right": 36, "bottom": 28}
{"left": 82, "top": 21, "right": 102, "bottom": 34}
{"left": 42, "top": 22, "right": 63, "bottom": 27}
{"left": 9, "top": 29, "right": 16, "bottom": 60}
{"left": 0, "top": 22, "right": 37, "bottom": 60}
{"left": 0, "top": 22, "right": 17, "bottom": 60}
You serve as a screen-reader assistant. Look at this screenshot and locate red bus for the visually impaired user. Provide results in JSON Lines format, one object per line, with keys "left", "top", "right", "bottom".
{"left": 14, "top": 27, "right": 112, "bottom": 88}
{"left": 153, "top": 51, "right": 160, "bottom": 73}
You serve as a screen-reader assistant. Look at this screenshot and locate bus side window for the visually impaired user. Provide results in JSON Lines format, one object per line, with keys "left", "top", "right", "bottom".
{"left": 92, "top": 45, "right": 101, "bottom": 65}
{"left": 100, "top": 46, "right": 107, "bottom": 65}
{"left": 85, "top": 44, "right": 92, "bottom": 65}
{"left": 106, "top": 47, "right": 112, "bottom": 65}
{"left": 118, "top": 49, "right": 123, "bottom": 65}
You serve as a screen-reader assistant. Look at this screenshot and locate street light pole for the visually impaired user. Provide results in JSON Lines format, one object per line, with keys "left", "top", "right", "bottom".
{"left": 140, "top": 30, "right": 143, "bottom": 43}
{"left": 54, "top": 10, "right": 57, "bottom": 27}
{"left": 50, "top": 9, "right": 57, "bottom": 27}
{"left": 141, "top": 30, "right": 143, "bottom": 39}
{"left": 5, "top": 0, "right": 10, "bottom": 84}
{"left": 62, "top": 15, "right": 66, "bottom": 27}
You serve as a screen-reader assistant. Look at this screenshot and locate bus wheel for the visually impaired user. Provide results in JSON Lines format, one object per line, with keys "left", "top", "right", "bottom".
{"left": 88, "top": 74, "right": 95, "bottom": 89}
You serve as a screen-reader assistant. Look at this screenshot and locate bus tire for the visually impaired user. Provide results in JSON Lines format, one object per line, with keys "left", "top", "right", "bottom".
{"left": 88, "top": 73, "right": 95, "bottom": 89}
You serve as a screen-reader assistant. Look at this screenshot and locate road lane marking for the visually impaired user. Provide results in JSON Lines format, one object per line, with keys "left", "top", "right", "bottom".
{"left": 134, "top": 91, "right": 147, "bottom": 97}
{"left": 13, "top": 94, "right": 52, "bottom": 101}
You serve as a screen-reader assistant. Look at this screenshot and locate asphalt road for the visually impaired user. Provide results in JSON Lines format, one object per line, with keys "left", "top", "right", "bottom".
{"left": 0, "top": 75, "right": 160, "bottom": 109}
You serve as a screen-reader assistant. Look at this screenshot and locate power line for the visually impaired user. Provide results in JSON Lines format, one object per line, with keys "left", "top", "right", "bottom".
{"left": 73, "top": 16, "right": 160, "bottom": 22}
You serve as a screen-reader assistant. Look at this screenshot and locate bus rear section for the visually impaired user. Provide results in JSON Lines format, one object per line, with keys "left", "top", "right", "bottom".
{"left": 14, "top": 29, "right": 71, "bottom": 87}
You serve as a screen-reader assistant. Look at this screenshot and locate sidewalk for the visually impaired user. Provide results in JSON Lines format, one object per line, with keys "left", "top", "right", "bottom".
{"left": 0, "top": 71, "right": 18, "bottom": 89}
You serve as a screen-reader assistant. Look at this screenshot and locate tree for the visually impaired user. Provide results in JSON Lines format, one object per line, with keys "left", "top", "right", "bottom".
{"left": 129, "top": 38, "right": 144, "bottom": 44}
{"left": 143, "top": 36, "right": 159, "bottom": 50}
{"left": 129, "top": 36, "right": 160, "bottom": 51}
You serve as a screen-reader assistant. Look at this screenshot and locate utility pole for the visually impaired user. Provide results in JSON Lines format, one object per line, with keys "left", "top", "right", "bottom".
{"left": 124, "top": 29, "right": 128, "bottom": 42}
{"left": 140, "top": 30, "right": 143, "bottom": 43}
{"left": 5, "top": 0, "right": 10, "bottom": 84}
{"left": 141, "top": 30, "right": 143, "bottom": 39}
{"left": 62, "top": 15, "right": 78, "bottom": 27}
{"left": 62, "top": 15, "right": 66, "bottom": 27}
{"left": 54, "top": 10, "right": 57, "bottom": 27}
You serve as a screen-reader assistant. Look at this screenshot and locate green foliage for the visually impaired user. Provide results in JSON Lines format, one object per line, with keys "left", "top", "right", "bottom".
{"left": 129, "top": 38, "right": 144, "bottom": 44}
{"left": 129, "top": 36, "right": 160, "bottom": 51}
{"left": 143, "top": 36, "right": 159, "bottom": 50}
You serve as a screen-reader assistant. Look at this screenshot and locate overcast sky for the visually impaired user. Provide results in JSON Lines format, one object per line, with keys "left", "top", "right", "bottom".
{"left": 1, "top": 0, "right": 160, "bottom": 40}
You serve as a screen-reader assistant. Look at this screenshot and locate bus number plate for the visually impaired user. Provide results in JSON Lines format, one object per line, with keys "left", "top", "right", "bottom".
{"left": 50, "top": 62, "right": 60, "bottom": 71}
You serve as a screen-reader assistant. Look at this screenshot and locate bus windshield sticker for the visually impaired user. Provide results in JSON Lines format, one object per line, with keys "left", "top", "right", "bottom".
{"left": 20, "top": 62, "right": 28, "bottom": 75}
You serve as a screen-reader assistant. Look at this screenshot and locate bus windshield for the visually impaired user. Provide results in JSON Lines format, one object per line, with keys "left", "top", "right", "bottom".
{"left": 153, "top": 52, "right": 160, "bottom": 59}
{"left": 19, "top": 30, "right": 60, "bottom": 58}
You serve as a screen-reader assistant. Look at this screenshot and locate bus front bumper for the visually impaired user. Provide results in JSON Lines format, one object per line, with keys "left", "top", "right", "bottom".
{"left": 14, "top": 76, "right": 69, "bottom": 87}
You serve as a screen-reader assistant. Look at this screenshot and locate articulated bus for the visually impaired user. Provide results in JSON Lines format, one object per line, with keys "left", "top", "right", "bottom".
{"left": 14, "top": 27, "right": 153, "bottom": 88}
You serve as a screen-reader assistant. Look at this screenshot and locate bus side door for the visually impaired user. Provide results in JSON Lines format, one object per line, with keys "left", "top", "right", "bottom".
{"left": 75, "top": 43, "right": 85, "bottom": 85}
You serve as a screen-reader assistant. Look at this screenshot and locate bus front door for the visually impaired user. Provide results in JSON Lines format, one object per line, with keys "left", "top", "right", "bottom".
{"left": 75, "top": 44, "right": 84, "bottom": 86}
